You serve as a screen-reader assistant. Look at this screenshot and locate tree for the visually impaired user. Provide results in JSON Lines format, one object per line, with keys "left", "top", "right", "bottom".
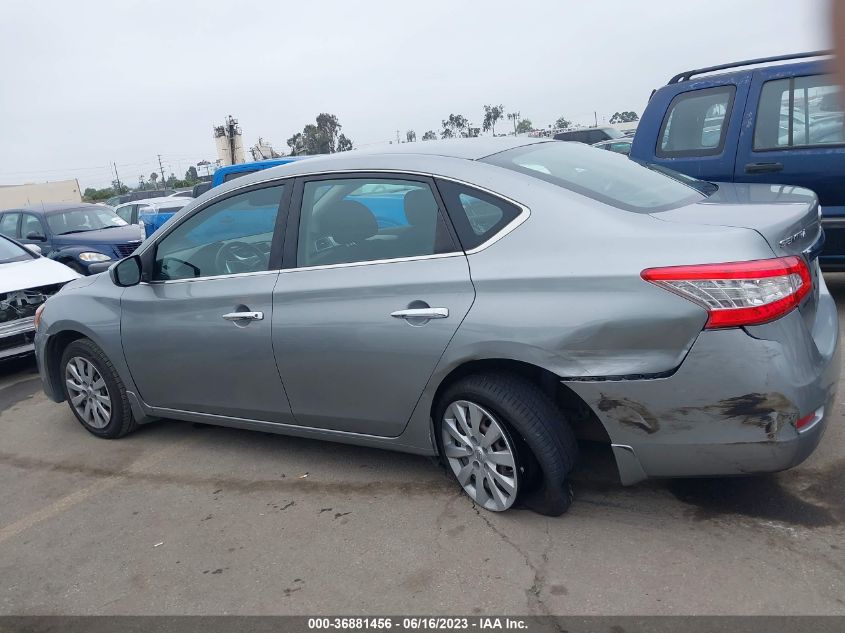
{"left": 337, "top": 133, "right": 353, "bottom": 152}
{"left": 554, "top": 116, "right": 571, "bottom": 129}
{"left": 422, "top": 130, "right": 437, "bottom": 141}
{"left": 287, "top": 132, "right": 305, "bottom": 155}
{"left": 507, "top": 112, "right": 521, "bottom": 136}
{"left": 441, "top": 114, "right": 469, "bottom": 139}
{"left": 406, "top": 130, "right": 416, "bottom": 143}
{"left": 482, "top": 104, "right": 505, "bottom": 136}
{"left": 516, "top": 119, "right": 533, "bottom": 134}
{"left": 185, "top": 166, "right": 199, "bottom": 183}
{"left": 287, "top": 114, "right": 353, "bottom": 155}
{"left": 610, "top": 111, "right": 639, "bottom": 124}
{"left": 149, "top": 172, "right": 159, "bottom": 189}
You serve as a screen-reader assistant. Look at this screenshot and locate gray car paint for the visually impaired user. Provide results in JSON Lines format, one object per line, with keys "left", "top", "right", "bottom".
{"left": 35, "top": 138, "right": 839, "bottom": 484}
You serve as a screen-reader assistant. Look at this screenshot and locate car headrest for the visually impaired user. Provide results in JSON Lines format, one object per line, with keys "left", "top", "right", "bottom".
{"left": 322, "top": 200, "right": 378, "bottom": 245}
{"left": 404, "top": 189, "right": 438, "bottom": 227}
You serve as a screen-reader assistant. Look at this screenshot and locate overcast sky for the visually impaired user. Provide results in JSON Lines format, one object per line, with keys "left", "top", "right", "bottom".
{"left": 0, "top": 0, "right": 833, "bottom": 190}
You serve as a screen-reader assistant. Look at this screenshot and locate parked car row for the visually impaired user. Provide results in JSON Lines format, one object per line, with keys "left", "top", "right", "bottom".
{"left": 0, "top": 234, "right": 78, "bottom": 360}
{"left": 0, "top": 204, "right": 144, "bottom": 275}
{"left": 34, "top": 138, "right": 838, "bottom": 516}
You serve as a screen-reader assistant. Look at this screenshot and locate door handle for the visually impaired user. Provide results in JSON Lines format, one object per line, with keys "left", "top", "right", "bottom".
{"left": 390, "top": 307, "right": 449, "bottom": 320}
{"left": 745, "top": 162, "right": 784, "bottom": 174}
{"left": 222, "top": 311, "right": 264, "bottom": 321}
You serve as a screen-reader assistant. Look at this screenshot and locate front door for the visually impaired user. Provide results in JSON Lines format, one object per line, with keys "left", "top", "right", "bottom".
{"left": 121, "top": 183, "right": 295, "bottom": 423}
{"left": 272, "top": 175, "right": 475, "bottom": 437}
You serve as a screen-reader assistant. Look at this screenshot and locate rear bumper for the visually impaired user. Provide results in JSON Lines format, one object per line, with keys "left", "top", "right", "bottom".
{"left": 564, "top": 279, "right": 840, "bottom": 484}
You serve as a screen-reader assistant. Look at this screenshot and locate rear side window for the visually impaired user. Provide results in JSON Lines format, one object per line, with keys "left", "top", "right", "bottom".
{"left": 754, "top": 74, "right": 844, "bottom": 150}
{"left": 436, "top": 180, "right": 521, "bottom": 250}
{"left": 482, "top": 141, "right": 703, "bottom": 213}
{"left": 658, "top": 86, "right": 735, "bottom": 157}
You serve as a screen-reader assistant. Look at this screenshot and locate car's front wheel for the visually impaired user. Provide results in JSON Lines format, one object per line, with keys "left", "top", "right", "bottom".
{"left": 60, "top": 338, "right": 136, "bottom": 438}
{"left": 436, "top": 373, "right": 578, "bottom": 516}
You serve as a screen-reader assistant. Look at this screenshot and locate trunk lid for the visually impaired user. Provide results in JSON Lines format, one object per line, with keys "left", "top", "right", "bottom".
{"left": 650, "top": 182, "right": 822, "bottom": 327}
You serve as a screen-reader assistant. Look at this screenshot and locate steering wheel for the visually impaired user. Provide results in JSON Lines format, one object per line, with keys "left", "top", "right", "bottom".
{"left": 214, "top": 241, "right": 268, "bottom": 275}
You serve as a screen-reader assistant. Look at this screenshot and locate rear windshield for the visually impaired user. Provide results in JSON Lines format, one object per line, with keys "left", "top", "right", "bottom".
{"left": 481, "top": 141, "right": 704, "bottom": 212}
{"left": 223, "top": 169, "right": 258, "bottom": 182}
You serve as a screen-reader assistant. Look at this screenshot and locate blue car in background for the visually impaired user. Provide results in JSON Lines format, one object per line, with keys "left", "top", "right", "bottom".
{"left": 0, "top": 203, "right": 144, "bottom": 274}
{"left": 630, "top": 50, "right": 845, "bottom": 268}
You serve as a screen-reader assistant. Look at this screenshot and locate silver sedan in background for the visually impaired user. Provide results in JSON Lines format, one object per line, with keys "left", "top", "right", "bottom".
{"left": 34, "top": 138, "right": 839, "bottom": 515}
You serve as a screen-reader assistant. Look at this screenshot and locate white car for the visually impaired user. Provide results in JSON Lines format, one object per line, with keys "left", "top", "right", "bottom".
{"left": 0, "top": 236, "right": 79, "bottom": 360}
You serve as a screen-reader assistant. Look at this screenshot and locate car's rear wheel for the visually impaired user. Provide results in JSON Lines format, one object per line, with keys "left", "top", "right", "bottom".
{"left": 436, "top": 372, "right": 578, "bottom": 516}
{"left": 60, "top": 339, "right": 136, "bottom": 438}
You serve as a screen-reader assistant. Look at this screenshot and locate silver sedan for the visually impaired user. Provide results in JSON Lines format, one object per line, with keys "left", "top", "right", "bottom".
{"left": 34, "top": 138, "right": 839, "bottom": 515}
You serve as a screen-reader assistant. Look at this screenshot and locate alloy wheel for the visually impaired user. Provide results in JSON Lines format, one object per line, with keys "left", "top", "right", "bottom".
{"left": 65, "top": 356, "right": 112, "bottom": 429}
{"left": 441, "top": 400, "right": 519, "bottom": 511}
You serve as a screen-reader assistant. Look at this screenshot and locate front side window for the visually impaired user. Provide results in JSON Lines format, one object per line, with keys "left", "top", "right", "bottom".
{"left": 0, "top": 213, "right": 20, "bottom": 238}
{"left": 297, "top": 177, "right": 453, "bottom": 267}
{"left": 483, "top": 141, "right": 703, "bottom": 213}
{"left": 754, "top": 74, "right": 844, "bottom": 150}
{"left": 658, "top": 86, "right": 735, "bottom": 156}
{"left": 153, "top": 184, "right": 285, "bottom": 281}
{"left": 46, "top": 207, "right": 127, "bottom": 235}
{"left": 21, "top": 214, "right": 44, "bottom": 239}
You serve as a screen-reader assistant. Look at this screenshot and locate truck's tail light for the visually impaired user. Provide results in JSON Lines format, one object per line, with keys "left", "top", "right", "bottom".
{"left": 641, "top": 256, "right": 811, "bottom": 329}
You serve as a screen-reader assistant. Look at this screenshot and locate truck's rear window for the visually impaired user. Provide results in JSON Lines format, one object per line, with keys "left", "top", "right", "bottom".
{"left": 482, "top": 141, "right": 703, "bottom": 212}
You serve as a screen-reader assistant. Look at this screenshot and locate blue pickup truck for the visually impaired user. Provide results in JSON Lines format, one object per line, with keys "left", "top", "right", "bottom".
{"left": 140, "top": 157, "right": 312, "bottom": 237}
{"left": 139, "top": 157, "right": 412, "bottom": 239}
{"left": 630, "top": 51, "right": 845, "bottom": 269}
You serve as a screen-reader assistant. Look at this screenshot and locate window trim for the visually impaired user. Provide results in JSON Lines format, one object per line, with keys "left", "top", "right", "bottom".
{"left": 140, "top": 180, "right": 293, "bottom": 284}
{"left": 656, "top": 85, "right": 737, "bottom": 158}
{"left": 287, "top": 172, "right": 461, "bottom": 270}
{"left": 136, "top": 169, "right": 531, "bottom": 280}
{"left": 752, "top": 73, "right": 845, "bottom": 153}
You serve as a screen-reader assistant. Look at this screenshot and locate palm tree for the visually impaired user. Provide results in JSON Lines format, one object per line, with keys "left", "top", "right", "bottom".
{"left": 483, "top": 104, "right": 505, "bottom": 136}
{"left": 149, "top": 172, "right": 159, "bottom": 189}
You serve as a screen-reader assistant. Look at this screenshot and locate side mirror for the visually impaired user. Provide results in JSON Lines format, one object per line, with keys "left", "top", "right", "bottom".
{"left": 24, "top": 243, "right": 42, "bottom": 255}
{"left": 109, "top": 255, "right": 142, "bottom": 287}
{"left": 26, "top": 232, "right": 46, "bottom": 241}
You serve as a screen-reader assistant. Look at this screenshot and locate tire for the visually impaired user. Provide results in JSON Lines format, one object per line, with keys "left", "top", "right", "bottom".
{"left": 435, "top": 372, "right": 578, "bottom": 516}
{"left": 60, "top": 338, "right": 137, "bottom": 439}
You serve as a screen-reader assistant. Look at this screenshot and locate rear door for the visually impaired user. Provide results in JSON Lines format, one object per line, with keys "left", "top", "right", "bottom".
{"left": 271, "top": 173, "right": 475, "bottom": 437}
{"left": 735, "top": 68, "right": 845, "bottom": 264}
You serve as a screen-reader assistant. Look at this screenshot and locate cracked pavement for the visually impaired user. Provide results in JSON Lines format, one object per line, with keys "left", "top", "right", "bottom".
{"left": 0, "top": 279, "right": 844, "bottom": 615}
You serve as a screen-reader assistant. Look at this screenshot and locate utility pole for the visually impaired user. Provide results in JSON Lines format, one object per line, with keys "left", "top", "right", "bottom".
{"left": 594, "top": 111, "right": 598, "bottom": 127}
{"left": 228, "top": 116, "right": 237, "bottom": 164}
{"left": 113, "top": 162, "right": 122, "bottom": 193}
{"left": 157, "top": 154, "right": 166, "bottom": 190}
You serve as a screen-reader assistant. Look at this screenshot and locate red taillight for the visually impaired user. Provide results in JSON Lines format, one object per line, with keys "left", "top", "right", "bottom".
{"left": 641, "top": 256, "right": 812, "bottom": 329}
